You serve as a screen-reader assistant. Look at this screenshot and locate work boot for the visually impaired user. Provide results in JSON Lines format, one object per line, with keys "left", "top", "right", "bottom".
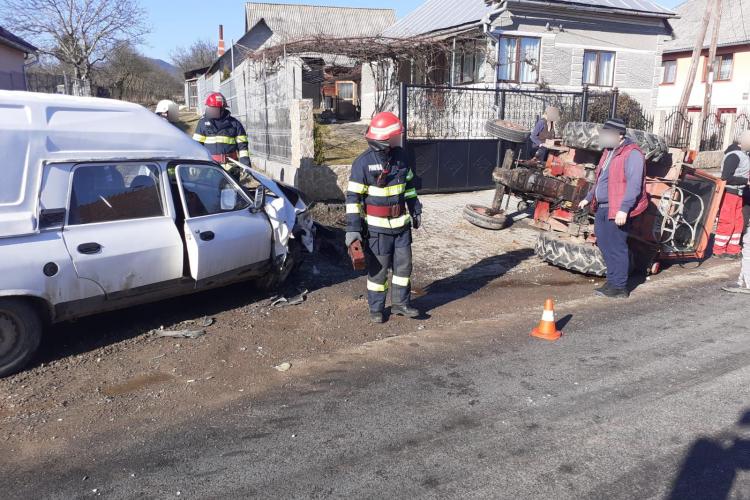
{"left": 596, "top": 286, "right": 630, "bottom": 299}
{"left": 593, "top": 283, "right": 612, "bottom": 296}
{"left": 370, "top": 311, "right": 385, "bottom": 324}
{"left": 391, "top": 304, "right": 420, "bottom": 318}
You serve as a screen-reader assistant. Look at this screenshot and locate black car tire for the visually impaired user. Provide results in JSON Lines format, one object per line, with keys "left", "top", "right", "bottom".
{"left": 0, "top": 298, "right": 43, "bottom": 378}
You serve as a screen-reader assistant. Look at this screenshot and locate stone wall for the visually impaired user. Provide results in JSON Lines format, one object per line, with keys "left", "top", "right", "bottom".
{"left": 296, "top": 164, "right": 350, "bottom": 202}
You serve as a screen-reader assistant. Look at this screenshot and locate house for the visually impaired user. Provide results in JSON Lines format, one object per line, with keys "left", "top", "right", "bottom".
{"left": 361, "top": 0, "right": 677, "bottom": 118}
{"left": 656, "top": 0, "right": 750, "bottom": 114}
{"left": 0, "top": 26, "right": 37, "bottom": 91}
{"left": 184, "top": 66, "right": 209, "bottom": 110}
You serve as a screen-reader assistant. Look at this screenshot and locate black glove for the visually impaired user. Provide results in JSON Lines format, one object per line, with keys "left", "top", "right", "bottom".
{"left": 412, "top": 213, "right": 422, "bottom": 230}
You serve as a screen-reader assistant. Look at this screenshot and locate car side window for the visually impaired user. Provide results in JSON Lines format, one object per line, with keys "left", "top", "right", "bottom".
{"left": 176, "top": 165, "right": 249, "bottom": 218}
{"left": 68, "top": 164, "right": 164, "bottom": 225}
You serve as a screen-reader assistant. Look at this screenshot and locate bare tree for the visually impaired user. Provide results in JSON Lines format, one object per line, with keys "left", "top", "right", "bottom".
{"left": 0, "top": 0, "right": 149, "bottom": 90}
{"left": 96, "top": 44, "right": 181, "bottom": 104}
{"left": 170, "top": 39, "right": 216, "bottom": 75}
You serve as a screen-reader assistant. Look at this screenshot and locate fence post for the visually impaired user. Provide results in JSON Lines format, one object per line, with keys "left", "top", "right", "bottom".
{"left": 500, "top": 90, "right": 506, "bottom": 120}
{"left": 399, "top": 81, "right": 408, "bottom": 142}
{"left": 581, "top": 85, "right": 589, "bottom": 121}
{"left": 610, "top": 87, "right": 619, "bottom": 119}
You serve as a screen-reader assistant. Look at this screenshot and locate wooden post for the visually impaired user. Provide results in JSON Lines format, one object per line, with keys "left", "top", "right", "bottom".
{"left": 698, "top": 0, "right": 723, "bottom": 149}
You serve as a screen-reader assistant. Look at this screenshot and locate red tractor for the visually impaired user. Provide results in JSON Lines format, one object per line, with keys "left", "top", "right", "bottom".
{"left": 464, "top": 121, "right": 726, "bottom": 276}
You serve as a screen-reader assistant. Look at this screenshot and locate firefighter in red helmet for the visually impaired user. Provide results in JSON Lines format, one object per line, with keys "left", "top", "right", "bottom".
{"left": 193, "top": 92, "right": 250, "bottom": 180}
{"left": 345, "top": 112, "right": 422, "bottom": 324}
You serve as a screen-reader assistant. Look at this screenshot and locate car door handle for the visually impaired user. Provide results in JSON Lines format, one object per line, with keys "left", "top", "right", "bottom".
{"left": 199, "top": 231, "right": 215, "bottom": 241}
{"left": 77, "top": 242, "right": 102, "bottom": 254}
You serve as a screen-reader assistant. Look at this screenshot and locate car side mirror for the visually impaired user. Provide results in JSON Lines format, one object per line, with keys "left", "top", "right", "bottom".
{"left": 252, "top": 188, "right": 265, "bottom": 213}
{"left": 220, "top": 188, "right": 238, "bottom": 211}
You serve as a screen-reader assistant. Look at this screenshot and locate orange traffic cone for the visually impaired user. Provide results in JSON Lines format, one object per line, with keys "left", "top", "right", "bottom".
{"left": 531, "top": 298, "right": 562, "bottom": 341}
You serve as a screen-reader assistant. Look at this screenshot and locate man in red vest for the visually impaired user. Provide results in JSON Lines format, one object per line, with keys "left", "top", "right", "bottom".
{"left": 579, "top": 118, "right": 648, "bottom": 299}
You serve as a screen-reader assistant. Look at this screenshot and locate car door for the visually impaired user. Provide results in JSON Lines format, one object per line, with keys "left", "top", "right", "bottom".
{"left": 175, "top": 163, "right": 272, "bottom": 282}
{"left": 62, "top": 162, "right": 185, "bottom": 295}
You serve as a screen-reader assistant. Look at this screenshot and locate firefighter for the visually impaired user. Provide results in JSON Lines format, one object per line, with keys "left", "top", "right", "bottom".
{"left": 713, "top": 130, "right": 750, "bottom": 259}
{"left": 345, "top": 112, "right": 423, "bottom": 324}
{"left": 193, "top": 92, "right": 250, "bottom": 181}
{"left": 579, "top": 118, "right": 648, "bottom": 299}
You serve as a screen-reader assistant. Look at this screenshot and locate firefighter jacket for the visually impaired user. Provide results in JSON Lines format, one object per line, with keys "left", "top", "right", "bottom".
{"left": 193, "top": 110, "right": 250, "bottom": 166}
{"left": 346, "top": 147, "right": 422, "bottom": 236}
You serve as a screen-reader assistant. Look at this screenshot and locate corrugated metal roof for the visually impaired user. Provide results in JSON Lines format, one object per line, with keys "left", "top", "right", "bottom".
{"left": 383, "top": 0, "right": 675, "bottom": 38}
{"left": 245, "top": 3, "right": 396, "bottom": 44}
{"left": 664, "top": 0, "right": 750, "bottom": 52}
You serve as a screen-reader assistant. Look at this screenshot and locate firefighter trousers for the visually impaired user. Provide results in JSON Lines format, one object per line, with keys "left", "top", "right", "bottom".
{"left": 714, "top": 192, "right": 744, "bottom": 256}
{"left": 365, "top": 230, "right": 413, "bottom": 313}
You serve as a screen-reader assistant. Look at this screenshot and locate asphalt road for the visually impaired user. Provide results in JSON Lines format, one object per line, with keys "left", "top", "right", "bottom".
{"left": 5, "top": 278, "right": 750, "bottom": 499}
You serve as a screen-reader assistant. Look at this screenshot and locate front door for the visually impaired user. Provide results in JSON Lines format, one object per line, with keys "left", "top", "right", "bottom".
{"left": 62, "top": 162, "right": 184, "bottom": 295}
{"left": 175, "top": 164, "right": 272, "bottom": 282}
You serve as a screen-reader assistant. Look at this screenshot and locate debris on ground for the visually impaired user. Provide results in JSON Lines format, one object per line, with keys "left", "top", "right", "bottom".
{"left": 274, "top": 362, "right": 292, "bottom": 372}
{"left": 270, "top": 289, "right": 308, "bottom": 308}
{"left": 153, "top": 329, "right": 206, "bottom": 339}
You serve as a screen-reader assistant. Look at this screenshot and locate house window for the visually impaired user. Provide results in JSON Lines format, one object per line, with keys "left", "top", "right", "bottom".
{"left": 453, "top": 40, "right": 485, "bottom": 84}
{"left": 704, "top": 53, "right": 733, "bottom": 81}
{"left": 662, "top": 60, "right": 677, "bottom": 84}
{"left": 498, "top": 36, "right": 540, "bottom": 83}
{"left": 582, "top": 50, "right": 615, "bottom": 87}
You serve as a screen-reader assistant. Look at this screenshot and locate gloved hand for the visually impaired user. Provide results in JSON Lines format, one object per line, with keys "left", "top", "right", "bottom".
{"left": 345, "top": 231, "right": 362, "bottom": 247}
{"left": 412, "top": 213, "right": 422, "bottom": 230}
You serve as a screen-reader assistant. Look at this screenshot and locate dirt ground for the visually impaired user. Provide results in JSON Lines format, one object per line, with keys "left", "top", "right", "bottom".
{"left": 0, "top": 191, "right": 737, "bottom": 470}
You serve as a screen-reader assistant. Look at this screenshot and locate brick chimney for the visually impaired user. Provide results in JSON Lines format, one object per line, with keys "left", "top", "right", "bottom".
{"left": 217, "top": 25, "right": 225, "bottom": 57}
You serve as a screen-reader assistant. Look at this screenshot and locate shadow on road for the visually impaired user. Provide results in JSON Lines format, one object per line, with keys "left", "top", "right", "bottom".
{"left": 668, "top": 409, "right": 750, "bottom": 500}
{"left": 413, "top": 248, "right": 535, "bottom": 315}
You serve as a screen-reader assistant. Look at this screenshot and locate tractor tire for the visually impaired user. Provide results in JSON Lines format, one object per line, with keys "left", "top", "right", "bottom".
{"left": 534, "top": 232, "right": 607, "bottom": 276}
{"left": 561, "top": 122, "right": 668, "bottom": 162}
{"left": 463, "top": 204, "right": 508, "bottom": 230}
{"left": 485, "top": 120, "right": 531, "bottom": 143}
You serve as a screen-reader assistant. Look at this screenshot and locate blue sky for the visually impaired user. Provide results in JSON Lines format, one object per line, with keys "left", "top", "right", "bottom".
{"left": 140, "top": 0, "right": 684, "bottom": 62}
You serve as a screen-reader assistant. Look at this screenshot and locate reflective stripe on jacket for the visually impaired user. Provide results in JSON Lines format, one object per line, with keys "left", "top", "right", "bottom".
{"left": 193, "top": 110, "right": 250, "bottom": 165}
{"left": 346, "top": 147, "right": 421, "bottom": 235}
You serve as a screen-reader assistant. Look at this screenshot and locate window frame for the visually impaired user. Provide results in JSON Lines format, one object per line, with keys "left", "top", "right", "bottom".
{"left": 174, "top": 163, "right": 252, "bottom": 220}
{"left": 661, "top": 59, "right": 677, "bottom": 85}
{"left": 66, "top": 161, "right": 167, "bottom": 227}
{"left": 497, "top": 35, "right": 541, "bottom": 84}
{"left": 703, "top": 53, "right": 733, "bottom": 82}
{"left": 452, "top": 39, "right": 485, "bottom": 85}
{"left": 582, "top": 49, "right": 616, "bottom": 88}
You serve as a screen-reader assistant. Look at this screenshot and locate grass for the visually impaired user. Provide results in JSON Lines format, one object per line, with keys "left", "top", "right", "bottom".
{"left": 317, "top": 122, "right": 368, "bottom": 165}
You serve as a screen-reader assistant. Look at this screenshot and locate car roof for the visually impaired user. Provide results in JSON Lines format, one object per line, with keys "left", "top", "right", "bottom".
{"left": 0, "top": 91, "right": 211, "bottom": 238}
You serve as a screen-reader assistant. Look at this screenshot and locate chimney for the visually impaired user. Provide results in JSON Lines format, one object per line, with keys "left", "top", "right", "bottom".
{"left": 217, "top": 25, "right": 225, "bottom": 57}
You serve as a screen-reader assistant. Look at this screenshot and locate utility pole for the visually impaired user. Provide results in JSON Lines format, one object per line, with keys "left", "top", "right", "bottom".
{"left": 676, "top": 0, "right": 714, "bottom": 115}
{"left": 698, "top": 0, "right": 723, "bottom": 147}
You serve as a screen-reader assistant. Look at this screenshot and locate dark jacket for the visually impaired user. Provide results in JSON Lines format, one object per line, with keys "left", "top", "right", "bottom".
{"left": 345, "top": 147, "right": 422, "bottom": 235}
{"left": 530, "top": 118, "right": 556, "bottom": 147}
{"left": 193, "top": 110, "right": 250, "bottom": 166}
{"left": 722, "top": 142, "right": 750, "bottom": 195}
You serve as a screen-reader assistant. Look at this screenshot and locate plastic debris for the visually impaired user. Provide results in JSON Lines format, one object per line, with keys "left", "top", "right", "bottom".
{"left": 154, "top": 329, "right": 205, "bottom": 339}
{"left": 199, "top": 317, "right": 215, "bottom": 327}
{"left": 270, "top": 289, "right": 308, "bottom": 308}
{"left": 274, "top": 362, "right": 292, "bottom": 372}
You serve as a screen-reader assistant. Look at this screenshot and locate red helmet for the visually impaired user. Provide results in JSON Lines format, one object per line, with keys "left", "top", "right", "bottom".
{"left": 205, "top": 92, "right": 226, "bottom": 108}
{"left": 366, "top": 112, "right": 404, "bottom": 141}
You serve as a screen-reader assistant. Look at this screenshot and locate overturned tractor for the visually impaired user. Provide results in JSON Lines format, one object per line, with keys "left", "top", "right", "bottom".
{"left": 465, "top": 121, "right": 726, "bottom": 276}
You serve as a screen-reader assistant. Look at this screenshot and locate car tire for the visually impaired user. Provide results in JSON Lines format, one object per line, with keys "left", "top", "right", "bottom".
{"left": 256, "top": 239, "right": 304, "bottom": 291}
{"left": 534, "top": 232, "right": 607, "bottom": 276}
{"left": 463, "top": 204, "right": 509, "bottom": 230}
{"left": 485, "top": 120, "right": 531, "bottom": 143}
{"left": 0, "top": 298, "right": 43, "bottom": 378}
{"left": 561, "top": 122, "right": 668, "bottom": 162}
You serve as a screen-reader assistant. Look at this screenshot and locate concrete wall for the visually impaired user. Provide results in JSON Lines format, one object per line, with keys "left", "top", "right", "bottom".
{"left": 656, "top": 48, "right": 750, "bottom": 110}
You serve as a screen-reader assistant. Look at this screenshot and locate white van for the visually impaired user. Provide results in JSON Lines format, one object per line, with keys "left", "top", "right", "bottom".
{"left": 0, "top": 91, "right": 313, "bottom": 376}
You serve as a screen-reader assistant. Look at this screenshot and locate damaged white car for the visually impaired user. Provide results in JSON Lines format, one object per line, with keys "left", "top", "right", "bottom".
{"left": 0, "top": 91, "right": 313, "bottom": 376}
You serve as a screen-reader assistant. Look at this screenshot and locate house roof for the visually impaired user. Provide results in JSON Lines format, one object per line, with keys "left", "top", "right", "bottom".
{"left": 244, "top": 2, "right": 397, "bottom": 43}
{"left": 0, "top": 26, "right": 37, "bottom": 54}
{"left": 664, "top": 0, "right": 750, "bottom": 53}
{"left": 383, "top": 0, "right": 675, "bottom": 38}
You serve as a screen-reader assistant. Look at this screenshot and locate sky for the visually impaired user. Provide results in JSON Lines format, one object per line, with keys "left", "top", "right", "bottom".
{"left": 140, "top": 0, "right": 684, "bottom": 63}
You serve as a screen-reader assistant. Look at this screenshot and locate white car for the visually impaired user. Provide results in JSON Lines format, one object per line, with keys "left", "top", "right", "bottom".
{"left": 0, "top": 91, "right": 313, "bottom": 376}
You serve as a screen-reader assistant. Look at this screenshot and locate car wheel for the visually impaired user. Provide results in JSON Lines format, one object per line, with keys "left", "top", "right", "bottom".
{"left": 0, "top": 298, "right": 43, "bottom": 378}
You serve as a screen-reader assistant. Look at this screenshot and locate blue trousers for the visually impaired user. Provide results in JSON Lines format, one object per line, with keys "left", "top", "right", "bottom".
{"left": 595, "top": 205, "right": 630, "bottom": 289}
{"left": 366, "top": 230, "right": 413, "bottom": 313}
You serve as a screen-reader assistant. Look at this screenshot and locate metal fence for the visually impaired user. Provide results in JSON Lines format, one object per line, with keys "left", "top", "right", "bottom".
{"left": 240, "top": 66, "right": 292, "bottom": 164}
{"left": 700, "top": 111, "right": 728, "bottom": 152}
{"left": 733, "top": 111, "right": 750, "bottom": 142}
{"left": 401, "top": 84, "right": 637, "bottom": 140}
{"left": 661, "top": 109, "right": 693, "bottom": 149}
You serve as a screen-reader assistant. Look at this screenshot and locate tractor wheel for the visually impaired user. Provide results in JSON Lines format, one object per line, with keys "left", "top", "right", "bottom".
{"left": 534, "top": 232, "right": 607, "bottom": 276}
{"left": 463, "top": 204, "right": 509, "bottom": 230}
{"left": 561, "top": 122, "right": 668, "bottom": 162}
{"left": 485, "top": 120, "right": 531, "bottom": 143}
